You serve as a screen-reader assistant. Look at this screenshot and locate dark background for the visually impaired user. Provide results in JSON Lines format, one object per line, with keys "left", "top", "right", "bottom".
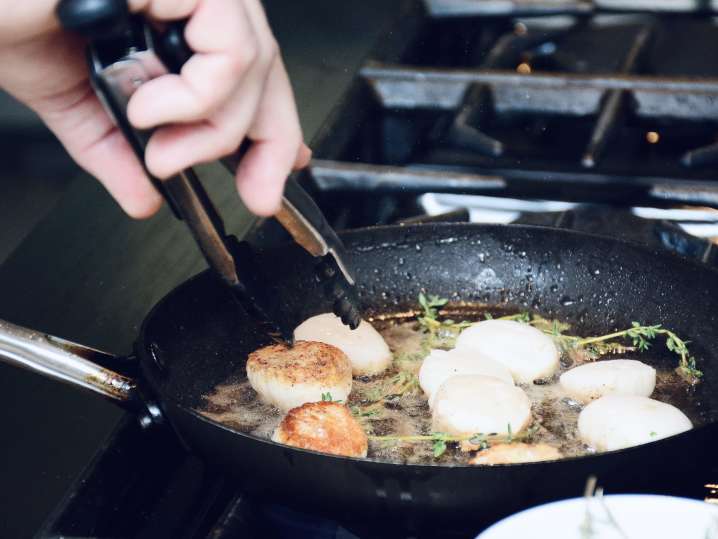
{"left": 0, "top": 1, "right": 401, "bottom": 536}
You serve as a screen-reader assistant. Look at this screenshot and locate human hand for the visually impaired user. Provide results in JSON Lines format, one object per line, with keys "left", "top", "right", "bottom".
{"left": 0, "top": 0, "right": 310, "bottom": 218}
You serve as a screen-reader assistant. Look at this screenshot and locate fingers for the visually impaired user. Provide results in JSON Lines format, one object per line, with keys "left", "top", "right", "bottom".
{"left": 127, "top": 0, "right": 273, "bottom": 129}
{"left": 127, "top": 0, "right": 306, "bottom": 217}
{"left": 294, "top": 143, "right": 312, "bottom": 170}
{"left": 40, "top": 88, "right": 162, "bottom": 218}
{"left": 235, "top": 57, "right": 304, "bottom": 216}
{"left": 129, "top": 0, "right": 198, "bottom": 19}
{"left": 143, "top": 55, "right": 269, "bottom": 177}
{"left": 82, "top": 129, "right": 163, "bottom": 219}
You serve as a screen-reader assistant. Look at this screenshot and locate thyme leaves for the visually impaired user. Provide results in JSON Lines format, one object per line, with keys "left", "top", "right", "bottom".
{"left": 369, "top": 424, "right": 537, "bottom": 458}
{"left": 418, "top": 292, "right": 702, "bottom": 384}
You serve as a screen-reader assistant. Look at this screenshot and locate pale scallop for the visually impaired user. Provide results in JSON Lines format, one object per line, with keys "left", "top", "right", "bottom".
{"left": 431, "top": 375, "right": 532, "bottom": 437}
{"left": 419, "top": 348, "right": 514, "bottom": 409}
{"left": 560, "top": 359, "right": 656, "bottom": 403}
{"left": 578, "top": 394, "right": 692, "bottom": 452}
{"left": 294, "top": 313, "right": 392, "bottom": 376}
{"left": 455, "top": 320, "right": 559, "bottom": 384}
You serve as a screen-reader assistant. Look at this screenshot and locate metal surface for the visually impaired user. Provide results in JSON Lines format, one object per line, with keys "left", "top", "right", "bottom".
{"left": 423, "top": 0, "right": 593, "bottom": 16}
{"left": 308, "top": 160, "right": 718, "bottom": 208}
{"left": 581, "top": 25, "right": 653, "bottom": 168}
{"left": 164, "top": 172, "right": 242, "bottom": 290}
{"left": 220, "top": 156, "right": 357, "bottom": 288}
{"left": 310, "top": 160, "right": 507, "bottom": 192}
{"left": 422, "top": 0, "right": 718, "bottom": 16}
{"left": 361, "top": 64, "right": 718, "bottom": 117}
{"left": 0, "top": 320, "right": 134, "bottom": 402}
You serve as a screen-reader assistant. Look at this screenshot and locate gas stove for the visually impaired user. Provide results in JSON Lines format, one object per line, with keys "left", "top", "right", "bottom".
{"left": 38, "top": 2, "right": 718, "bottom": 538}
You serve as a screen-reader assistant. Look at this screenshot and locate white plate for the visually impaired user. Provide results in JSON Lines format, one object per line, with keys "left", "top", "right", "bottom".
{"left": 477, "top": 494, "right": 718, "bottom": 539}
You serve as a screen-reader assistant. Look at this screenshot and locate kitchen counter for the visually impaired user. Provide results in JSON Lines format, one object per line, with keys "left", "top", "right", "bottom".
{"left": 0, "top": 2, "right": 401, "bottom": 536}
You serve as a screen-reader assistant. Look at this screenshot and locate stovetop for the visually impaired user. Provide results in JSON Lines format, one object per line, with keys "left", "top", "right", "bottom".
{"left": 301, "top": 2, "right": 718, "bottom": 228}
{"left": 37, "top": 1, "right": 718, "bottom": 537}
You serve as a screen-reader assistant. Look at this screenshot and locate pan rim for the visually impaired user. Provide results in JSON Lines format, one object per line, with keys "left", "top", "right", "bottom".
{"left": 139, "top": 222, "right": 718, "bottom": 470}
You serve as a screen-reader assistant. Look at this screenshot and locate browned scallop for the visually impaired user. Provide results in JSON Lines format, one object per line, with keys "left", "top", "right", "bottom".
{"left": 469, "top": 443, "right": 562, "bottom": 465}
{"left": 246, "top": 341, "right": 352, "bottom": 412}
{"left": 272, "top": 401, "right": 368, "bottom": 458}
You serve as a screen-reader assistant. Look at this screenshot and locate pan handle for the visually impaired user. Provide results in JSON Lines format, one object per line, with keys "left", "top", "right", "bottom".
{"left": 0, "top": 319, "right": 136, "bottom": 403}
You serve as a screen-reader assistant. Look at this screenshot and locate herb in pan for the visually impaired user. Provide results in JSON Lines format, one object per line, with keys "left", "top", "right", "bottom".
{"left": 352, "top": 370, "right": 420, "bottom": 420}
{"left": 419, "top": 293, "right": 702, "bottom": 384}
{"left": 556, "top": 322, "right": 702, "bottom": 383}
{"left": 417, "top": 292, "right": 472, "bottom": 348}
{"left": 369, "top": 425, "right": 538, "bottom": 458}
{"left": 368, "top": 432, "right": 488, "bottom": 459}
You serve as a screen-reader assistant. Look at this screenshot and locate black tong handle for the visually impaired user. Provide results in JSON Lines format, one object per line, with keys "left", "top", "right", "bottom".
{"left": 148, "top": 21, "right": 349, "bottom": 271}
{"left": 57, "top": 0, "right": 360, "bottom": 332}
{"left": 57, "top": 0, "right": 351, "bottom": 270}
{"left": 57, "top": 0, "right": 297, "bottom": 341}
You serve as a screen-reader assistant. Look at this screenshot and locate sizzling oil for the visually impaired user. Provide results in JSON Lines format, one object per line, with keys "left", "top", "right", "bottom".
{"left": 197, "top": 309, "right": 702, "bottom": 466}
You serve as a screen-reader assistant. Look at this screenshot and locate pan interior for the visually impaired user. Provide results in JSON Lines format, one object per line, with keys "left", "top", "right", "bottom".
{"left": 138, "top": 224, "right": 718, "bottom": 461}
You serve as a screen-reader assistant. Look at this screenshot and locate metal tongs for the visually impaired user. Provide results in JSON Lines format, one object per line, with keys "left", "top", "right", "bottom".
{"left": 56, "top": 0, "right": 361, "bottom": 343}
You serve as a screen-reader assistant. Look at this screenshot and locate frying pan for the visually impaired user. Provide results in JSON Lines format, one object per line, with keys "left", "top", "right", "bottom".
{"left": 2, "top": 223, "right": 717, "bottom": 535}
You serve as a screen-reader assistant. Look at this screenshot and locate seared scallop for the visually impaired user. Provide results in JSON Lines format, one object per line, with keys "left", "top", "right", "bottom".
{"left": 560, "top": 359, "right": 656, "bottom": 403}
{"left": 294, "top": 313, "right": 392, "bottom": 376}
{"left": 578, "top": 394, "right": 692, "bottom": 452}
{"left": 246, "top": 341, "right": 352, "bottom": 412}
{"left": 419, "top": 348, "right": 514, "bottom": 409}
{"left": 431, "top": 375, "right": 532, "bottom": 437}
{"left": 272, "top": 401, "right": 368, "bottom": 457}
{"left": 469, "top": 443, "right": 562, "bottom": 465}
{"left": 455, "top": 320, "right": 559, "bottom": 384}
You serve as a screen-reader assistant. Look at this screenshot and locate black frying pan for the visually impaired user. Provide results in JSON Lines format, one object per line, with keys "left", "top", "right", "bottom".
{"left": 2, "top": 223, "right": 717, "bottom": 535}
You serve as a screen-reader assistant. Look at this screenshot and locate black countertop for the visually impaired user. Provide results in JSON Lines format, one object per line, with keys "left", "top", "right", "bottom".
{"left": 0, "top": 2, "right": 401, "bottom": 536}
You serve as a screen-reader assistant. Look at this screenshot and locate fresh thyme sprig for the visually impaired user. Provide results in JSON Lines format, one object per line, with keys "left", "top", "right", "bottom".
{"left": 417, "top": 292, "right": 473, "bottom": 348}
{"left": 418, "top": 292, "right": 703, "bottom": 384}
{"left": 351, "top": 370, "right": 420, "bottom": 419}
{"left": 321, "top": 392, "right": 342, "bottom": 403}
{"left": 370, "top": 423, "right": 538, "bottom": 458}
{"left": 556, "top": 322, "right": 702, "bottom": 383}
{"left": 368, "top": 432, "right": 490, "bottom": 458}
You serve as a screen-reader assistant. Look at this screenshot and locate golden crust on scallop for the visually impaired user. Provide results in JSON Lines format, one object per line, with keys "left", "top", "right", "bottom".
{"left": 247, "top": 341, "right": 352, "bottom": 384}
{"left": 246, "top": 341, "right": 353, "bottom": 412}
{"left": 272, "top": 401, "right": 368, "bottom": 458}
{"left": 469, "top": 443, "right": 562, "bottom": 465}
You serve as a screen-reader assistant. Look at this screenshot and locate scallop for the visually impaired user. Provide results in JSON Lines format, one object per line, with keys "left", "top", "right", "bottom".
{"left": 294, "top": 313, "right": 392, "bottom": 376}
{"left": 431, "top": 375, "right": 532, "bottom": 437}
{"left": 419, "top": 348, "right": 514, "bottom": 409}
{"left": 272, "top": 401, "right": 368, "bottom": 458}
{"left": 469, "top": 443, "right": 562, "bottom": 465}
{"left": 560, "top": 359, "right": 656, "bottom": 403}
{"left": 578, "top": 394, "right": 692, "bottom": 452}
{"left": 454, "top": 320, "right": 559, "bottom": 384}
{"left": 246, "top": 341, "right": 352, "bottom": 412}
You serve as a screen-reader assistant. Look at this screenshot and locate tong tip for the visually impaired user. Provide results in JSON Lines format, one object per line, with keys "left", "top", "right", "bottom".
{"left": 317, "top": 256, "right": 362, "bottom": 331}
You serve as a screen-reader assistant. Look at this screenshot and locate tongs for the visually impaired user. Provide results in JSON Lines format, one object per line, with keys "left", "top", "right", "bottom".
{"left": 56, "top": 0, "right": 360, "bottom": 343}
